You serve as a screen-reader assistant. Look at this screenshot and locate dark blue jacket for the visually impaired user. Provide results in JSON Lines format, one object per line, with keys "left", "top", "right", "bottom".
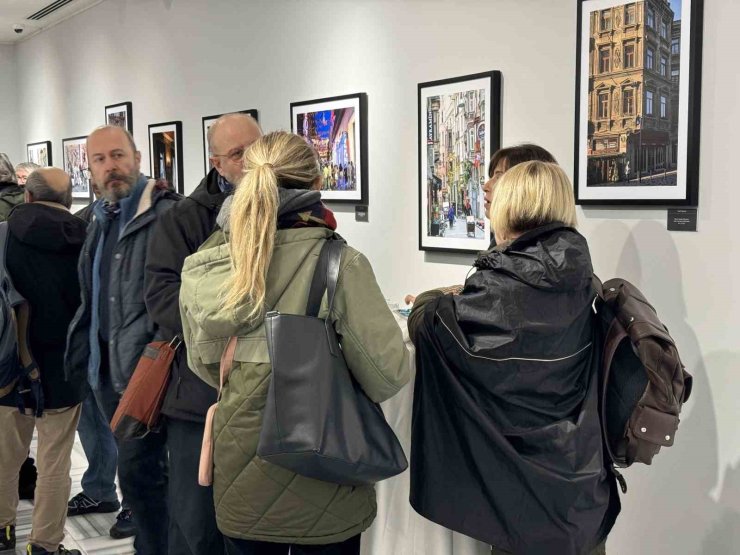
{"left": 65, "top": 177, "right": 179, "bottom": 393}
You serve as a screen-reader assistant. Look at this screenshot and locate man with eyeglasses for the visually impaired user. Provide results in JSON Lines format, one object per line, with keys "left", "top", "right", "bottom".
{"left": 144, "top": 112, "right": 261, "bottom": 555}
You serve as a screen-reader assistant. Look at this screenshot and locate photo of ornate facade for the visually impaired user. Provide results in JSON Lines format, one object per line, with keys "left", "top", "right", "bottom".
{"left": 587, "top": 0, "right": 681, "bottom": 186}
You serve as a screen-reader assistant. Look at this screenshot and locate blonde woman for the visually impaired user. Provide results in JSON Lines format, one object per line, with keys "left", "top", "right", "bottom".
{"left": 179, "top": 131, "right": 409, "bottom": 555}
{"left": 408, "top": 162, "right": 620, "bottom": 555}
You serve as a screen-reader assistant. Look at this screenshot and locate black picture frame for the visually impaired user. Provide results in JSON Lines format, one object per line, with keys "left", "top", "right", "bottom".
{"left": 574, "top": 0, "right": 703, "bottom": 206}
{"left": 418, "top": 71, "right": 501, "bottom": 253}
{"left": 61, "top": 135, "right": 93, "bottom": 201}
{"left": 290, "top": 93, "right": 368, "bottom": 205}
{"left": 201, "top": 109, "right": 259, "bottom": 175}
{"left": 105, "top": 101, "right": 134, "bottom": 134}
{"left": 148, "top": 121, "right": 184, "bottom": 194}
{"left": 27, "top": 140, "right": 52, "bottom": 167}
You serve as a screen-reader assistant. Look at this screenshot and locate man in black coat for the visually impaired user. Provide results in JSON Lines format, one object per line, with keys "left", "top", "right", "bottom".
{"left": 0, "top": 167, "right": 87, "bottom": 555}
{"left": 144, "top": 112, "right": 261, "bottom": 555}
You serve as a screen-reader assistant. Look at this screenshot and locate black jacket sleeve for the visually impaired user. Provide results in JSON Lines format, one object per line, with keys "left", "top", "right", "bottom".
{"left": 144, "top": 200, "right": 212, "bottom": 334}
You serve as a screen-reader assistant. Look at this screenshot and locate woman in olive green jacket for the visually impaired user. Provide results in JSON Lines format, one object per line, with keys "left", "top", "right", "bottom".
{"left": 179, "top": 131, "right": 410, "bottom": 555}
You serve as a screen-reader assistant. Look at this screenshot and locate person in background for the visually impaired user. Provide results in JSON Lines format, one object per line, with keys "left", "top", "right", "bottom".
{"left": 64, "top": 125, "right": 178, "bottom": 555}
{"left": 0, "top": 154, "right": 24, "bottom": 221}
{"left": 145, "top": 112, "right": 261, "bottom": 555}
{"left": 67, "top": 172, "right": 133, "bottom": 540}
{"left": 15, "top": 162, "right": 41, "bottom": 187}
{"left": 407, "top": 161, "right": 619, "bottom": 555}
{"left": 179, "top": 131, "right": 409, "bottom": 555}
{"left": 0, "top": 168, "right": 88, "bottom": 555}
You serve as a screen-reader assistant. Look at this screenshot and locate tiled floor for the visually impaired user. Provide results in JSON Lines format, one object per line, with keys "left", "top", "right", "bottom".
{"left": 11, "top": 434, "right": 134, "bottom": 555}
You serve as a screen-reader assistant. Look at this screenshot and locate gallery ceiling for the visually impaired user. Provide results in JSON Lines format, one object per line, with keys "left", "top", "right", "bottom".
{"left": 0, "top": 0, "right": 102, "bottom": 44}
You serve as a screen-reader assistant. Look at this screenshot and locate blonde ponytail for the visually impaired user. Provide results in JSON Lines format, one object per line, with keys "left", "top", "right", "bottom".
{"left": 221, "top": 131, "right": 321, "bottom": 319}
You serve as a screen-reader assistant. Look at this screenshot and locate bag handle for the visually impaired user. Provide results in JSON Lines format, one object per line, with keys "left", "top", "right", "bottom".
{"left": 305, "top": 236, "right": 344, "bottom": 318}
{"left": 218, "top": 337, "right": 238, "bottom": 400}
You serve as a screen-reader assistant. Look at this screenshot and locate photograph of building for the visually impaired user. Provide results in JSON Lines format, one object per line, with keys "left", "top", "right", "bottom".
{"left": 586, "top": 0, "right": 681, "bottom": 186}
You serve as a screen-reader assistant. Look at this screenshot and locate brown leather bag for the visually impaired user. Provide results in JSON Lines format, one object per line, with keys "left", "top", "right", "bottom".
{"left": 594, "top": 277, "right": 693, "bottom": 481}
{"left": 198, "top": 336, "right": 237, "bottom": 487}
{"left": 110, "top": 336, "right": 182, "bottom": 440}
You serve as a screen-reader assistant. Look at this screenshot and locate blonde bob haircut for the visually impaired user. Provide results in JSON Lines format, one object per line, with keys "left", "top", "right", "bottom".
{"left": 489, "top": 161, "right": 577, "bottom": 242}
{"left": 222, "top": 131, "right": 321, "bottom": 318}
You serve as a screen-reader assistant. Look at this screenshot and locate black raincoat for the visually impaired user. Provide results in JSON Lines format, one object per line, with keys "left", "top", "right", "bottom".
{"left": 409, "top": 223, "right": 620, "bottom": 555}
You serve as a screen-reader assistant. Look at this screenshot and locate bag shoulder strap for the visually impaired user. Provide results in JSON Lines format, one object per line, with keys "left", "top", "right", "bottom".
{"left": 305, "top": 236, "right": 344, "bottom": 318}
{"left": 217, "top": 336, "right": 238, "bottom": 400}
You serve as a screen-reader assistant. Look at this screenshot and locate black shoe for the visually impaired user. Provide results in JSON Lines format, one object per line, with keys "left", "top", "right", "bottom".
{"left": 67, "top": 492, "right": 120, "bottom": 516}
{"left": 27, "top": 544, "right": 81, "bottom": 555}
{"left": 109, "top": 509, "right": 135, "bottom": 539}
{"left": 0, "top": 525, "right": 15, "bottom": 551}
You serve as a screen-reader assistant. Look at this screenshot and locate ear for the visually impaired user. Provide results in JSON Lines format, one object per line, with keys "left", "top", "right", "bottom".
{"left": 134, "top": 150, "right": 142, "bottom": 167}
{"left": 311, "top": 176, "right": 322, "bottom": 190}
{"left": 210, "top": 156, "right": 224, "bottom": 177}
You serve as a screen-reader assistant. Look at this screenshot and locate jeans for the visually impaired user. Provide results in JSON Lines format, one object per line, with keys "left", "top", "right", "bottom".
{"left": 76, "top": 392, "right": 119, "bottom": 504}
{"left": 167, "top": 417, "right": 224, "bottom": 555}
{"left": 224, "top": 534, "right": 360, "bottom": 555}
{"left": 91, "top": 347, "right": 169, "bottom": 555}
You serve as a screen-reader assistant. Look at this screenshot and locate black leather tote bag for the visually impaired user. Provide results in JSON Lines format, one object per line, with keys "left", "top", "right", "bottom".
{"left": 257, "top": 238, "right": 408, "bottom": 485}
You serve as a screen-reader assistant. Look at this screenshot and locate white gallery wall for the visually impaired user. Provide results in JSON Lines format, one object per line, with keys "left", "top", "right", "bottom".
{"left": 0, "top": 43, "right": 18, "bottom": 163}
{"left": 4, "top": 0, "right": 740, "bottom": 552}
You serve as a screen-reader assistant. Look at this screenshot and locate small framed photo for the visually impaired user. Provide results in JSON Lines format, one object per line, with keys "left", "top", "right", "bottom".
{"left": 418, "top": 71, "right": 501, "bottom": 253}
{"left": 149, "top": 121, "right": 184, "bottom": 194}
{"left": 61, "top": 136, "right": 92, "bottom": 201}
{"left": 202, "top": 109, "right": 259, "bottom": 175}
{"left": 290, "top": 93, "right": 368, "bottom": 204}
{"left": 27, "top": 141, "right": 52, "bottom": 167}
{"left": 105, "top": 101, "right": 133, "bottom": 133}
{"left": 574, "top": 0, "right": 703, "bottom": 206}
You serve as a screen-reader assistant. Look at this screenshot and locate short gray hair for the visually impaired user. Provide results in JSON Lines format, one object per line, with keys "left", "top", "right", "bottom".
{"left": 26, "top": 171, "right": 73, "bottom": 208}
{"left": 0, "top": 153, "right": 17, "bottom": 184}
{"left": 16, "top": 162, "right": 41, "bottom": 174}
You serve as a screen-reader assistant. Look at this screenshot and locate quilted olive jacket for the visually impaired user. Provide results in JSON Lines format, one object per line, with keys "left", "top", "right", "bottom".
{"left": 180, "top": 226, "right": 410, "bottom": 544}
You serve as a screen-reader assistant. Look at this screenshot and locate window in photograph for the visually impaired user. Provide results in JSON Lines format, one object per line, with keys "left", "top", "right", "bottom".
{"left": 601, "top": 10, "right": 612, "bottom": 31}
{"left": 624, "top": 43, "right": 635, "bottom": 68}
{"left": 671, "top": 38, "right": 680, "bottom": 55}
{"left": 625, "top": 4, "right": 636, "bottom": 25}
{"left": 599, "top": 47, "right": 611, "bottom": 73}
{"left": 598, "top": 91, "right": 610, "bottom": 118}
{"left": 647, "top": 7, "right": 655, "bottom": 28}
{"left": 646, "top": 47, "right": 654, "bottom": 70}
{"left": 646, "top": 90, "right": 654, "bottom": 115}
{"left": 672, "top": 68, "right": 680, "bottom": 83}
{"left": 660, "top": 56, "right": 667, "bottom": 76}
{"left": 623, "top": 88, "right": 635, "bottom": 115}
{"left": 660, "top": 95, "right": 667, "bottom": 118}
{"left": 661, "top": 20, "right": 669, "bottom": 39}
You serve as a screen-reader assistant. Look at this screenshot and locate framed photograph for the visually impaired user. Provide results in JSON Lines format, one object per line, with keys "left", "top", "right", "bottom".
{"left": 27, "top": 141, "right": 52, "bottom": 167}
{"left": 418, "top": 71, "right": 501, "bottom": 253}
{"left": 202, "top": 109, "right": 259, "bottom": 175}
{"left": 149, "top": 121, "right": 184, "bottom": 194}
{"left": 574, "top": 0, "right": 703, "bottom": 206}
{"left": 290, "top": 93, "right": 368, "bottom": 204}
{"left": 61, "top": 136, "right": 92, "bottom": 201}
{"left": 105, "top": 101, "right": 133, "bottom": 133}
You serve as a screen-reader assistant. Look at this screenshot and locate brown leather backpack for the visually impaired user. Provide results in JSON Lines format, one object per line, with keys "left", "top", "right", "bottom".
{"left": 593, "top": 277, "right": 693, "bottom": 490}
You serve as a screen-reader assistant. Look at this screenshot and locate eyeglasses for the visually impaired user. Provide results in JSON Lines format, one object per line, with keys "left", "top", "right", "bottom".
{"left": 210, "top": 147, "right": 246, "bottom": 163}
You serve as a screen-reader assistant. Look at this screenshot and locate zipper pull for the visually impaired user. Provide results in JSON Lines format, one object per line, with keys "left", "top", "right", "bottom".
{"left": 612, "top": 466, "right": 628, "bottom": 494}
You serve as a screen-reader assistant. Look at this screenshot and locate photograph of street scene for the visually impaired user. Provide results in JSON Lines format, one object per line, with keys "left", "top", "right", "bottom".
{"left": 63, "top": 139, "right": 91, "bottom": 198}
{"left": 425, "top": 89, "right": 486, "bottom": 239}
{"left": 297, "top": 108, "right": 357, "bottom": 192}
{"left": 587, "top": 0, "right": 682, "bottom": 187}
